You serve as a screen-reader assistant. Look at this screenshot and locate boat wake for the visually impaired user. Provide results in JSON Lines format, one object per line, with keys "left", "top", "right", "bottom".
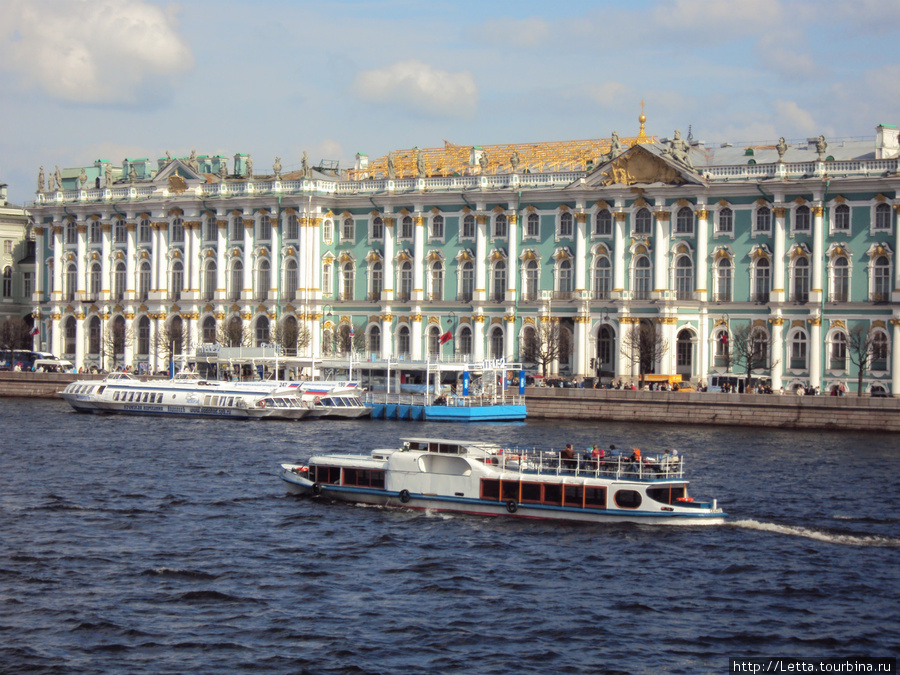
{"left": 729, "top": 519, "right": 900, "bottom": 547}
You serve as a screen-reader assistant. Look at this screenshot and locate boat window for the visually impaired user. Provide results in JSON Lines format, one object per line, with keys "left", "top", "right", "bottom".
{"left": 563, "top": 485, "right": 583, "bottom": 508}
{"left": 126, "top": 392, "right": 133, "bottom": 402}
{"left": 343, "top": 468, "right": 386, "bottom": 489}
{"left": 113, "top": 392, "right": 120, "bottom": 401}
{"left": 227, "top": 397, "right": 234, "bottom": 407}
{"left": 143, "top": 393, "right": 150, "bottom": 402}
{"left": 543, "top": 483, "right": 562, "bottom": 505}
{"left": 520, "top": 482, "right": 542, "bottom": 503}
{"left": 647, "top": 486, "right": 685, "bottom": 505}
{"left": 584, "top": 487, "right": 606, "bottom": 509}
{"left": 501, "top": 481, "right": 519, "bottom": 501}
{"left": 203, "top": 396, "right": 210, "bottom": 406}
{"left": 481, "top": 479, "right": 500, "bottom": 500}
{"left": 311, "top": 465, "right": 341, "bottom": 485}
{"left": 211, "top": 396, "right": 218, "bottom": 406}
{"left": 614, "top": 490, "right": 642, "bottom": 509}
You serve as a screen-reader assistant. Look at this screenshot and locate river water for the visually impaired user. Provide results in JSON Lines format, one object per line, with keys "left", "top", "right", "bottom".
{"left": 1, "top": 398, "right": 898, "bottom": 674}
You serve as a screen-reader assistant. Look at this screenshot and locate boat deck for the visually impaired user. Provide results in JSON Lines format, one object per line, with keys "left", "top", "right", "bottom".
{"left": 481, "top": 448, "right": 684, "bottom": 481}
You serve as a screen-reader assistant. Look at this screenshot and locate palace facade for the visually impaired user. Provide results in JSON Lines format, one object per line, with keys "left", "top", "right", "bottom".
{"left": 26, "top": 116, "right": 900, "bottom": 394}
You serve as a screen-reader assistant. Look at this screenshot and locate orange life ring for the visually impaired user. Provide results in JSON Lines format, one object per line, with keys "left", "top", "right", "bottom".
{"left": 676, "top": 497, "right": 694, "bottom": 503}
{"left": 314, "top": 396, "right": 321, "bottom": 404}
{"left": 258, "top": 400, "right": 266, "bottom": 408}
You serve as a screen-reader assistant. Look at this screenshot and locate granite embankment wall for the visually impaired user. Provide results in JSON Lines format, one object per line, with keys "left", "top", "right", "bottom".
{"left": 0, "top": 372, "right": 97, "bottom": 398}
{"left": 525, "top": 387, "right": 900, "bottom": 432}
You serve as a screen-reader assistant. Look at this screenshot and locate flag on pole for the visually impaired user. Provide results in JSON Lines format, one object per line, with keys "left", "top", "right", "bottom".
{"left": 719, "top": 332, "right": 728, "bottom": 345}
{"left": 30, "top": 326, "right": 39, "bottom": 337}
{"left": 439, "top": 329, "right": 452, "bottom": 345}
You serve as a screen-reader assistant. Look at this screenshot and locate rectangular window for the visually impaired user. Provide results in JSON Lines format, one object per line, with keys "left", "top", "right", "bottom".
{"left": 584, "top": 486, "right": 606, "bottom": 509}
{"left": 481, "top": 479, "right": 500, "bottom": 500}
{"left": 520, "top": 482, "right": 542, "bottom": 503}
{"left": 312, "top": 465, "right": 341, "bottom": 485}
{"left": 563, "top": 484, "right": 583, "bottom": 507}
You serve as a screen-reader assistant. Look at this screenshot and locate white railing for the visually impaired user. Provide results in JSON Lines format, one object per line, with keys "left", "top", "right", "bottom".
{"left": 483, "top": 449, "right": 685, "bottom": 481}
{"left": 365, "top": 392, "right": 526, "bottom": 408}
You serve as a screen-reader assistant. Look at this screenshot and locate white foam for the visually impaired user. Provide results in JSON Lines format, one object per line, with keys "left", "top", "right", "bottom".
{"left": 729, "top": 519, "right": 900, "bottom": 547}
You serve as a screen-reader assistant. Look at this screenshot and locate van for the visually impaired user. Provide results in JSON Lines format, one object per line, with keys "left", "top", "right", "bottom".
{"left": 708, "top": 374, "right": 771, "bottom": 393}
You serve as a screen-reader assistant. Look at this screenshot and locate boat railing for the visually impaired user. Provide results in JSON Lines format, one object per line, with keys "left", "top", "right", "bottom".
{"left": 365, "top": 392, "right": 525, "bottom": 408}
{"left": 486, "top": 449, "right": 684, "bottom": 480}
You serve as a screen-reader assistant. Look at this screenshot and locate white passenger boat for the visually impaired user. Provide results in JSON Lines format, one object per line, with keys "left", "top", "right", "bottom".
{"left": 295, "top": 381, "right": 371, "bottom": 419}
{"left": 279, "top": 437, "right": 726, "bottom": 525}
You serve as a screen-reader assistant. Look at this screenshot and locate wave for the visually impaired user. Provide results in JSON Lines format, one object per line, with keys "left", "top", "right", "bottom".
{"left": 729, "top": 519, "right": 900, "bottom": 547}
{"left": 140, "top": 568, "right": 219, "bottom": 581}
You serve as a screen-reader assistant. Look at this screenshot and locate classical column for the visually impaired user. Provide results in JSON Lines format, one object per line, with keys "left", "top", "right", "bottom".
{"left": 34, "top": 226, "right": 45, "bottom": 300}
{"left": 574, "top": 212, "right": 587, "bottom": 293}
{"left": 310, "top": 214, "right": 321, "bottom": 310}
{"left": 613, "top": 212, "right": 627, "bottom": 297}
{"left": 771, "top": 316, "right": 784, "bottom": 391}
{"left": 653, "top": 210, "right": 670, "bottom": 297}
{"left": 894, "top": 206, "right": 900, "bottom": 302}
{"left": 892, "top": 318, "right": 900, "bottom": 396}
{"left": 616, "top": 317, "right": 632, "bottom": 383}
{"left": 811, "top": 206, "right": 824, "bottom": 304}
{"left": 52, "top": 224, "right": 63, "bottom": 300}
{"left": 413, "top": 216, "right": 425, "bottom": 302}
{"left": 506, "top": 212, "right": 518, "bottom": 302}
{"left": 50, "top": 312, "right": 62, "bottom": 356}
{"left": 411, "top": 312, "right": 423, "bottom": 360}
{"left": 100, "top": 221, "right": 111, "bottom": 300}
{"left": 242, "top": 216, "right": 254, "bottom": 301}
{"left": 380, "top": 312, "right": 393, "bottom": 360}
{"left": 573, "top": 315, "right": 587, "bottom": 377}
{"left": 270, "top": 215, "right": 280, "bottom": 303}
{"left": 475, "top": 215, "right": 487, "bottom": 302}
{"left": 188, "top": 222, "right": 201, "bottom": 293}
{"left": 150, "top": 222, "right": 159, "bottom": 293}
{"left": 696, "top": 208, "right": 709, "bottom": 301}
{"left": 698, "top": 309, "right": 708, "bottom": 384}
{"left": 773, "top": 207, "right": 786, "bottom": 302}
{"left": 504, "top": 314, "right": 516, "bottom": 361}
{"left": 155, "top": 221, "right": 169, "bottom": 297}
{"left": 125, "top": 222, "right": 136, "bottom": 299}
{"left": 473, "top": 313, "right": 485, "bottom": 361}
{"left": 124, "top": 312, "right": 134, "bottom": 367}
{"left": 183, "top": 220, "right": 192, "bottom": 295}
{"left": 659, "top": 318, "right": 677, "bottom": 375}
{"left": 383, "top": 217, "right": 395, "bottom": 302}
{"left": 809, "top": 317, "right": 822, "bottom": 390}
{"left": 74, "top": 309, "right": 85, "bottom": 369}
{"left": 216, "top": 218, "right": 227, "bottom": 300}
{"left": 76, "top": 223, "right": 87, "bottom": 298}
{"left": 148, "top": 315, "right": 158, "bottom": 372}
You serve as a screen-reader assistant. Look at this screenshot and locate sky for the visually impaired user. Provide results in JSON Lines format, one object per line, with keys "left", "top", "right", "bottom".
{"left": 1, "top": 0, "right": 899, "bottom": 204}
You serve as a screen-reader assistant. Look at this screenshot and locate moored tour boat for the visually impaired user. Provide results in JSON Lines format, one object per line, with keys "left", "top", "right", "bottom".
{"left": 279, "top": 437, "right": 726, "bottom": 524}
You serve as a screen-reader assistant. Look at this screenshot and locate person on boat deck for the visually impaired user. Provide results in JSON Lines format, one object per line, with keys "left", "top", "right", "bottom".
{"left": 629, "top": 448, "right": 642, "bottom": 473}
{"left": 561, "top": 443, "right": 576, "bottom": 468}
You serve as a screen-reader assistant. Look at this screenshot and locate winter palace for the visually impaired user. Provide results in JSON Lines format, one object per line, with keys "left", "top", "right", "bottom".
{"left": 23, "top": 113, "right": 900, "bottom": 394}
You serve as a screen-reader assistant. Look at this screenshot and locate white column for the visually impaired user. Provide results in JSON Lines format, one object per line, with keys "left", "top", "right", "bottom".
{"left": 894, "top": 207, "right": 900, "bottom": 301}
{"left": 573, "top": 316, "right": 586, "bottom": 377}
{"left": 100, "top": 221, "right": 111, "bottom": 299}
{"left": 76, "top": 223, "right": 87, "bottom": 297}
{"left": 216, "top": 216, "right": 227, "bottom": 299}
{"left": 51, "top": 314, "right": 62, "bottom": 356}
{"left": 773, "top": 206, "right": 786, "bottom": 302}
{"left": 506, "top": 211, "right": 518, "bottom": 302}
{"left": 613, "top": 212, "right": 626, "bottom": 296}
{"left": 809, "top": 318, "right": 822, "bottom": 390}
{"left": 411, "top": 312, "right": 423, "bottom": 360}
{"left": 74, "top": 312, "right": 85, "bottom": 369}
{"left": 413, "top": 215, "right": 425, "bottom": 302}
{"left": 242, "top": 215, "right": 253, "bottom": 300}
{"left": 812, "top": 206, "right": 824, "bottom": 304}
{"left": 473, "top": 315, "right": 485, "bottom": 361}
{"left": 125, "top": 222, "right": 136, "bottom": 299}
{"left": 52, "top": 224, "right": 63, "bottom": 300}
{"left": 124, "top": 315, "right": 134, "bottom": 367}
{"left": 189, "top": 222, "right": 201, "bottom": 293}
{"left": 696, "top": 208, "right": 709, "bottom": 301}
{"left": 615, "top": 318, "right": 630, "bottom": 382}
{"left": 150, "top": 222, "right": 159, "bottom": 293}
{"left": 698, "top": 310, "right": 708, "bottom": 384}
{"left": 148, "top": 316, "right": 158, "bottom": 372}
{"left": 892, "top": 318, "right": 900, "bottom": 396}
{"left": 771, "top": 317, "right": 784, "bottom": 391}
{"left": 381, "top": 313, "right": 393, "bottom": 360}
{"left": 183, "top": 220, "right": 191, "bottom": 295}
{"left": 270, "top": 215, "right": 280, "bottom": 302}
{"left": 653, "top": 210, "right": 669, "bottom": 296}
{"left": 156, "top": 221, "right": 169, "bottom": 297}
{"left": 475, "top": 214, "right": 487, "bottom": 302}
{"left": 504, "top": 316, "right": 516, "bottom": 360}
{"left": 383, "top": 216, "right": 395, "bottom": 302}
{"left": 574, "top": 212, "right": 587, "bottom": 294}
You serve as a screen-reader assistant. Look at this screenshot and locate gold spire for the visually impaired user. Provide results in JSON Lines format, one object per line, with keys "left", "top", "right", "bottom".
{"left": 635, "top": 100, "right": 652, "bottom": 145}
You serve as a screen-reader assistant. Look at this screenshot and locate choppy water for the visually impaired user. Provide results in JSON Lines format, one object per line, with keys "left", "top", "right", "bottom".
{"left": 1, "top": 398, "right": 898, "bottom": 674}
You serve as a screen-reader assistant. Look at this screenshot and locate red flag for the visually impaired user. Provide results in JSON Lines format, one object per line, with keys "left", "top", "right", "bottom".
{"left": 30, "top": 326, "right": 40, "bottom": 337}
{"left": 439, "top": 330, "right": 452, "bottom": 345}
{"left": 719, "top": 332, "right": 728, "bottom": 344}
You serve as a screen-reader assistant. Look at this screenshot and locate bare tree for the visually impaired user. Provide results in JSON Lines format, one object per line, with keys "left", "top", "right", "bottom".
{"left": 154, "top": 321, "right": 193, "bottom": 370}
{"left": 619, "top": 321, "right": 668, "bottom": 388}
{"left": 217, "top": 316, "right": 252, "bottom": 347}
{"left": 272, "top": 319, "right": 311, "bottom": 356}
{"left": 730, "top": 324, "right": 780, "bottom": 387}
{"left": 0, "top": 317, "right": 33, "bottom": 351}
{"left": 335, "top": 322, "right": 367, "bottom": 354}
{"left": 102, "top": 317, "right": 132, "bottom": 369}
{"left": 521, "top": 321, "right": 572, "bottom": 377}
{"left": 847, "top": 324, "right": 879, "bottom": 397}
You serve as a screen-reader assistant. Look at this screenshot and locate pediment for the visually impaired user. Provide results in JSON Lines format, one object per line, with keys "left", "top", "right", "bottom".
{"left": 153, "top": 159, "right": 207, "bottom": 191}
{"left": 583, "top": 144, "right": 706, "bottom": 188}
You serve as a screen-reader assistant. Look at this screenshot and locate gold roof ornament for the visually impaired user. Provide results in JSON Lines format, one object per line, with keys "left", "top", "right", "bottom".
{"left": 634, "top": 100, "right": 652, "bottom": 145}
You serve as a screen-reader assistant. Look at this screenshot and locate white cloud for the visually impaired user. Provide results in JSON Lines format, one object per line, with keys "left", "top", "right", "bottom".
{"left": 477, "top": 17, "right": 551, "bottom": 48}
{"left": 654, "top": 0, "right": 788, "bottom": 35}
{"left": 353, "top": 60, "right": 478, "bottom": 118}
{"left": 0, "top": 0, "right": 194, "bottom": 105}
{"left": 756, "top": 33, "right": 820, "bottom": 80}
{"left": 773, "top": 100, "right": 817, "bottom": 135}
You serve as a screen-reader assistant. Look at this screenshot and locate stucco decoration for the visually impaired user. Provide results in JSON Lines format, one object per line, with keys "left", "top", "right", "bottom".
{"left": 601, "top": 147, "right": 686, "bottom": 186}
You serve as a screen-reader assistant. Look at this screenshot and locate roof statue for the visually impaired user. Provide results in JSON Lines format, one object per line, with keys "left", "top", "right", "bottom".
{"left": 129, "top": 164, "right": 137, "bottom": 182}
{"left": 219, "top": 159, "right": 227, "bottom": 179}
{"left": 510, "top": 150, "right": 520, "bottom": 173}
{"left": 166, "top": 150, "right": 172, "bottom": 161}
{"left": 416, "top": 148, "right": 425, "bottom": 177}
{"left": 478, "top": 151, "right": 489, "bottom": 173}
{"left": 776, "top": 137, "right": 787, "bottom": 162}
{"left": 104, "top": 163, "right": 113, "bottom": 187}
{"left": 816, "top": 135, "right": 827, "bottom": 161}
{"left": 54, "top": 166, "right": 62, "bottom": 191}
{"left": 246, "top": 154, "right": 253, "bottom": 179}
{"left": 273, "top": 156, "right": 282, "bottom": 179}
{"left": 387, "top": 151, "right": 396, "bottom": 179}
{"left": 78, "top": 168, "right": 87, "bottom": 189}
{"left": 37, "top": 166, "right": 45, "bottom": 193}
{"left": 302, "top": 151, "right": 310, "bottom": 179}
{"left": 662, "top": 130, "right": 694, "bottom": 168}
{"left": 188, "top": 149, "right": 199, "bottom": 172}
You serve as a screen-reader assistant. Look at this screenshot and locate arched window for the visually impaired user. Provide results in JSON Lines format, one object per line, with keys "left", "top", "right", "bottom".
{"left": 371, "top": 216, "right": 384, "bottom": 240}
{"left": 88, "top": 316, "right": 101, "bottom": 355}
{"left": 752, "top": 258, "right": 770, "bottom": 302}
{"left": 171, "top": 217, "right": 184, "bottom": 242}
{"left": 872, "top": 332, "right": 889, "bottom": 371}
{"left": 874, "top": 202, "right": 892, "bottom": 231}
{"left": 714, "top": 329, "right": 730, "bottom": 367}
{"left": 490, "top": 327, "right": 504, "bottom": 359}
{"left": 339, "top": 216, "right": 351, "bottom": 241}
{"left": 137, "top": 315, "right": 150, "bottom": 355}
{"left": 255, "top": 316, "right": 270, "bottom": 347}
{"left": 203, "top": 261, "right": 217, "bottom": 301}
{"left": 715, "top": 258, "right": 732, "bottom": 302}
{"left": 834, "top": 204, "right": 850, "bottom": 232}
{"left": 594, "top": 209, "right": 612, "bottom": 236}
{"left": 597, "top": 325, "right": 614, "bottom": 375}
{"left": 831, "top": 256, "right": 850, "bottom": 302}
{"left": 559, "top": 212, "right": 573, "bottom": 238}
{"left": 592, "top": 257, "right": 611, "bottom": 300}
{"left": 65, "top": 316, "right": 77, "bottom": 355}
{"left": 89, "top": 220, "right": 101, "bottom": 244}
{"left": 202, "top": 316, "right": 216, "bottom": 344}
{"left": 225, "top": 315, "right": 244, "bottom": 347}
{"left": 431, "top": 215, "right": 444, "bottom": 239}
{"left": 370, "top": 261, "right": 383, "bottom": 300}
{"left": 462, "top": 214, "right": 475, "bottom": 239}
{"left": 427, "top": 325, "right": 441, "bottom": 358}
{"left": 872, "top": 255, "right": 890, "bottom": 302}
{"left": 790, "top": 331, "right": 808, "bottom": 369}
{"left": 322, "top": 219, "right": 333, "bottom": 243}
{"left": 138, "top": 261, "right": 151, "bottom": 301}
{"left": 633, "top": 256, "right": 651, "bottom": 300}
{"left": 523, "top": 260, "right": 538, "bottom": 301}
{"left": 792, "top": 257, "right": 810, "bottom": 303}
{"left": 283, "top": 259, "right": 297, "bottom": 301}
{"left": 429, "top": 261, "right": 444, "bottom": 301}
{"left": 675, "top": 255, "right": 693, "bottom": 300}
{"left": 830, "top": 331, "right": 847, "bottom": 370}
{"left": 717, "top": 207, "right": 733, "bottom": 234}
{"left": 258, "top": 214, "right": 271, "bottom": 241}
{"left": 89, "top": 262, "right": 101, "bottom": 299}
{"left": 397, "top": 325, "right": 410, "bottom": 357}
{"left": 397, "top": 261, "right": 412, "bottom": 301}
{"left": 170, "top": 260, "right": 183, "bottom": 300}
{"left": 281, "top": 316, "right": 299, "bottom": 355}
{"left": 494, "top": 213, "right": 508, "bottom": 238}
{"left": 368, "top": 325, "right": 381, "bottom": 355}
{"left": 65, "top": 263, "right": 77, "bottom": 302}
{"left": 341, "top": 262, "right": 354, "bottom": 300}
{"left": 286, "top": 214, "right": 299, "bottom": 240}
{"left": 114, "top": 220, "right": 126, "bottom": 244}
{"left": 675, "top": 207, "right": 693, "bottom": 234}
{"left": 114, "top": 262, "right": 126, "bottom": 300}
{"left": 794, "top": 205, "right": 811, "bottom": 232}
{"left": 557, "top": 259, "right": 573, "bottom": 297}
{"left": 755, "top": 206, "right": 771, "bottom": 233}
{"left": 676, "top": 328, "right": 693, "bottom": 375}
{"left": 229, "top": 260, "right": 243, "bottom": 301}
{"left": 138, "top": 218, "right": 151, "bottom": 244}
{"left": 634, "top": 208, "right": 651, "bottom": 235}
{"left": 460, "top": 261, "right": 474, "bottom": 302}
{"left": 401, "top": 215, "right": 413, "bottom": 239}
{"left": 459, "top": 325, "right": 472, "bottom": 357}
{"left": 526, "top": 212, "right": 540, "bottom": 237}
{"left": 65, "top": 221, "right": 77, "bottom": 245}
{"left": 204, "top": 217, "right": 217, "bottom": 242}
{"left": 257, "top": 258, "right": 270, "bottom": 301}
{"left": 491, "top": 260, "right": 507, "bottom": 301}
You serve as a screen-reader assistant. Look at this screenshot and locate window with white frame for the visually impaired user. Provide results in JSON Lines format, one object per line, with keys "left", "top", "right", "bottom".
{"left": 202, "top": 316, "right": 216, "bottom": 344}
{"left": 557, "top": 259, "right": 573, "bottom": 297}
{"left": 398, "top": 261, "right": 412, "bottom": 300}
{"left": 172, "top": 217, "right": 184, "bottom": 242}
{"left": 341, "top": 262, "right": 354, "bottom": 300}
{"left": 751, "top": 328, "right": 769, "bottom": 368}
{"left": 458, "top": 325, "right": 472, "bottom": 357}
{"left": 203, "top": 217, "right": 217, "bottom": 242}
{"left": 491, "top": 260, "right": 507, "bottom": 301}
{"left": 831, "top": 256, "right": 850, "bottom": 302}
{"left": 89, "top": 262, "right": 101, "bottom": 298}
{"left": 229, "top": 260, "right": 243, "bottom": 301}
{"left": 368, "top": 325, "right": 381, "bottom": 355}
{"left": 397, "top": 325, "right": 410, "bottom": 356}
{"left": 522, "top": 260, "right": 538, "bottom": 301}
{"left": 369, "top": 261, "right": 383, "bottom": 300}
{"left": 490, "top": 326, "right": 504, "bottom": 359}
{"left": 872, "top": 331, "right": 888, "bottom": 371}
{"left": 594, "top": 209, "right": 612, "bottom": 236}
{"left": 170, "top": 260, "right": 183, "bottom": 300}
{"left": 341, "top": 217, "right": 352, "bottom": 241}
{"left": 429, "top": 261, "right": 444, "bottom": 301}
{"left": 89, "top": 221, "right": 101, "bottom": 244}
{"left": 66, "top": 222, "right": 77, "bottom": 245}
{"left": 283, "top": 260, "right": 297, "bottom": 300}
{"left": 427, "top": 325, "right": 440, "bottom": 358}
{"left": 526, "top": 212, "right": 540, "bottom": 238}
{"left": 462, "top": 214, "right": 475, "bottom": 239}
{"left": 633, "top": 256, "right": 651, "bottom": 300}
{"left": 559, "top": 212, "right": 573, "bottom": 238}
{"left": 137, "top": 316, "right": 150, "bottom": 355}
{"left": 371, "top": 216, "right": 384, "bottom": 240}
{"left": 634, "top": 208, "right": 651, "bottom": 235}
{"left": 790, "top": 331, "right": 808, "bottom": 369}
{"left": 833, "top": 204, "right": 850, "bottom": 232}
{"left": 714, "top": 329, "right": 729, "bottom": 367}
{"left": 230, "top": 216, "right": 243, "bottom": 242}
{"left": 139, "top": 218, "right": 151, "bottom": 244}
{"left": 592, "top": 257, "right": 611, "bottom": 300}
{"left": 714, "top": 258, "right": 732, "bottom": 302}
{"left": 494, "top": 214, "right": 508, "bottom": 239}
{"left": 459, "top": 261, "right": 474, "bottom": 301}
{"left": 113, "top": 262, "right": 126, "bottom": 300}
{"left": 257, "top": 259, "right": 270, "bottom": 301}
{"left": 257, "top": 214, "right": 271, "bottom": 241}
{"left": 717, "top": 207, "right": 733, "bottom": 234}
{"left": 285, "top": 214, "right": 299, "bottom": 241}
{"left": 88, "top": 316, "right": 100, "bottom": 355}
{"left": 23, "top": 271, "right": 32, "bottom": 298}
{"left": 872, "top": 255, "right": 891, "bottom": 302}
{"left": 323, "top": 262, "right": 333, "bottom": 297}
{"left": 675, "top": 207, "right": 694, "bottom": 235}
{"left": 114, "top": 220, "right": 126, "bottom": 244}
{"left": 203, "top": 261, "right": 216, "bottom": 301}
{"left": 792, "top": 257, "right": 810, "bottom": 303}
{"left": 400, "top": 215, "right": 413, "bottom": 239}
{"left": 675, "top": 255, "right": 693, "bottom": 300}
{"left": 874, "top": 202, "right": 892, "bottom": 231}
{"left": 65, "top": 316, "right": 76, "bottom": 355}
{"left": 255, "top": 316, "right": 270, "bottom": 347}
{"left": 64, "top": 262, "right": 76, "bottom": 301}
{"left": 755, "top": 206, "right": 771, "bottom": 234}
{"left": 794, "top": 205, "right": 811, "bottom": 233}
{"left": 2, "top": 267, "right": 11, "bottom": 298}
{"left": 752, "top": 258, "right": 770, "bottom": 302}
{"left": 830, "top": 331, "right": 847, "bottom": 370}
{"left": 322, "top": 219, "right": 333, "bottom": 243}
{"left": 138, "top": 262, "right": 151, "bottom": 300}
{"left": 431, "top": 215, "right": 444, "bottom": 240}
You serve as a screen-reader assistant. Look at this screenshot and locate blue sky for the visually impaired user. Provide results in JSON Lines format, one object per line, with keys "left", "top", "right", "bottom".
{"left": 1, "top": 0, "right": 899, "bottom": 203}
